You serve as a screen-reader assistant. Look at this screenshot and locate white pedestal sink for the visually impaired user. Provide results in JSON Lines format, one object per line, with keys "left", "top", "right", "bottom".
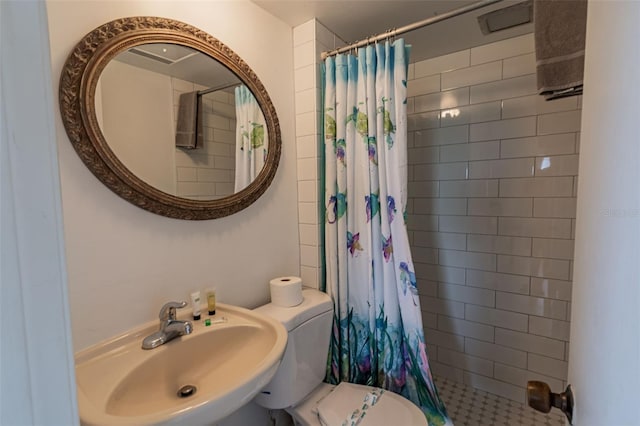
{"left": 74, "top": 303, "right": 287, "bottom": 425}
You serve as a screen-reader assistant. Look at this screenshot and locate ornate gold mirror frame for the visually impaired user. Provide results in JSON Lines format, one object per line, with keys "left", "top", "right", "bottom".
{"left": 59, "top": 17, "right": 281, "bottom": 220}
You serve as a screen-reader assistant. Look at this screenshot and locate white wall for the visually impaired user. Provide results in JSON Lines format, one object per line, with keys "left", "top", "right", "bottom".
{"left": 46, "top": 1, "right": 298, "bottom": 353}
{"left": 100, "top": 60, "right": 177, "bottom": 194}
{"left": 569, "top": 1, "right": 640, "bottom": 424}
{"left": 405, "top": 33, "right": 581, "bottom": 403}
{"left": 1, "top": 0, "right": 77, "bottom": 423}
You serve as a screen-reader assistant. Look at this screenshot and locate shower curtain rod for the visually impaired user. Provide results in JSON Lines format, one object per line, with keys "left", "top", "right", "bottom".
{"left": 321, "top": 0, "right": 503, "bottom": 59}
{"left": 198, "top": 81, "right": 241, "bottom": 96}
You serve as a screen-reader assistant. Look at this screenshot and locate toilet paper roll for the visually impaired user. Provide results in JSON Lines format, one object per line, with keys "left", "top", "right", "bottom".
{"left": 270, "top": 276, "right": 303, "bottom": 307}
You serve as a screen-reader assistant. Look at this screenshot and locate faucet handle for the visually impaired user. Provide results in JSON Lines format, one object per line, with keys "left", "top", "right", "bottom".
{"left": 159, "top": 301, "right": 188, "bottom": 321}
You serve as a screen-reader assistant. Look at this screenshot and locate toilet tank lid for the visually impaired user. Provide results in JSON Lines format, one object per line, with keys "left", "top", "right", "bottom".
{"left": 254, "top": 289, "right": 333, "bottom": 331}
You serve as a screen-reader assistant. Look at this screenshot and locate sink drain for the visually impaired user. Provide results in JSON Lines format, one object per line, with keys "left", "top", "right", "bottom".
{"left": 177, "top": 384, "right": 197, "bottom": 398}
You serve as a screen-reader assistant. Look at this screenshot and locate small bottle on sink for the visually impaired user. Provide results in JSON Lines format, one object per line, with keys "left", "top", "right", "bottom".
{"left": 190, "top": 290, "right": 201, "bottom": 320}
{"left": 206, "top": 287, "right": 216, "bottom": 315}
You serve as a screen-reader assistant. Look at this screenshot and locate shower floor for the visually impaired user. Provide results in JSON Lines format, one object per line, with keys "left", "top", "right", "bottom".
{"left": 434, "top": 376, "right": 566, "bottom": 426}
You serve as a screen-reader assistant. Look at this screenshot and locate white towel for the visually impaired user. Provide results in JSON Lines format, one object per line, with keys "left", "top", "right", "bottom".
{"left": 316, "top": 383, "right": 384, "bottom": 426}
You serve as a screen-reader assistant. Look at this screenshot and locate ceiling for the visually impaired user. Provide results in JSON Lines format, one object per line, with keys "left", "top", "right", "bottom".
{"left": 253, "top": 0, "right": 533, "bottom": 63}
{"left": 114, "top": 43, "right": 240, "bottom": 89}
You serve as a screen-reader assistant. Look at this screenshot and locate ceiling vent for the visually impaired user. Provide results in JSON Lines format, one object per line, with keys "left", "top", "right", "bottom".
{"left": 477, "top": 0, "right": 533, "bottom": 35}
{"left": 128, "top": 43, "right": 197, "bottom": 65}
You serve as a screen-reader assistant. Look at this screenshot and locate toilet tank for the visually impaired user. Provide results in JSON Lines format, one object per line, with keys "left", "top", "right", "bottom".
{"left": 253, "top": 289, "right": 333, "bottom": 409}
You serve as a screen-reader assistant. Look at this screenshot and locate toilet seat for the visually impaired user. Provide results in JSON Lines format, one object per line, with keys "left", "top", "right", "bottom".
{"left": 287, "top": 382, "right": 428, "bottom": 426}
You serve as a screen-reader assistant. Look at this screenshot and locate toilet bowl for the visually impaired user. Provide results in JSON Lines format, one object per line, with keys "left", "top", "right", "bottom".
{"left": 253, "top": 288, "right": 427, "bottom": 426}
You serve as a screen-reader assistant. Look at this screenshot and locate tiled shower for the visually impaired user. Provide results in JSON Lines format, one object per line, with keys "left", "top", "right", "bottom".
{"left": 405, "top": 33, "right": 579, "bottom": 403}
{"left": 172, "top": 79, "right": 237, "bottom": 200}
{"left": 292, "top": 21, "right": 579, "bottom": 418}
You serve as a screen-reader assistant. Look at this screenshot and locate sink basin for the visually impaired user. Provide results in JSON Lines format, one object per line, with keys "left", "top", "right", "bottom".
{"left": 75, "top": 303, "right": 287, "bottom": 425}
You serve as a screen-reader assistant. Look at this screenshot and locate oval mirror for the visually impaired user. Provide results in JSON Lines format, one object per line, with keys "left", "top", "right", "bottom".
{"left": 59, "top": 17, "right": 281, "bottom": 219}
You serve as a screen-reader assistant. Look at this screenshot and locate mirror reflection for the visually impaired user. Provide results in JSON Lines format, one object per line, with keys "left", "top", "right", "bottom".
{"left": 95, "top": 43, "right": 268, "bottom": 200}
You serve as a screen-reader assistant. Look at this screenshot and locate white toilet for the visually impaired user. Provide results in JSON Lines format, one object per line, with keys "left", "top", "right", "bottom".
{"left": 254, "top": 289, "right": 428, "bottom": 426}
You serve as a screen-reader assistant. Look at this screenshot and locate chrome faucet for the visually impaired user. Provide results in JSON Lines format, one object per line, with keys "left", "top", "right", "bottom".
{"left": 142, "top": 301, "right": 193, "bottom": 349}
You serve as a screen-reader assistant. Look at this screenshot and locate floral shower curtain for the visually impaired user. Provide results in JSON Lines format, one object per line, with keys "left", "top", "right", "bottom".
{"left": 234, "top": 85, "right": 267, "bottom": 192}
{"left": 323, "top": 40, "right": 451, "bottom": 425}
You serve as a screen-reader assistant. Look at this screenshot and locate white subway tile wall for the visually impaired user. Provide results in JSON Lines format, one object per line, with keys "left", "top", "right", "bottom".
{"left": 172, "top": 78, "right": 236, "bottom": 200}
{"left": 293, "top": 20, "right": 346, "bottom": 289}
{"left": 408, "top": 33, "right": 579, "bottom": 403}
